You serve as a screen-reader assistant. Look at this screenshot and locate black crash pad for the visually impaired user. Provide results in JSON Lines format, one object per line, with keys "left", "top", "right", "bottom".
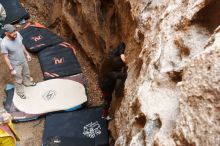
{"left": 19, "top": 24, "right": 63, "bottom": 53}
{"left": 43, "top": 107, "right": 109, "bottom": 146}
{"left": 0, "top": 0, "right": 29, "bottom": 24}
{"left": 0, "top": 28, "right": 5, "bottom": 38}
{"left": 38, "top": 42, "right": 81, "bottom": 80}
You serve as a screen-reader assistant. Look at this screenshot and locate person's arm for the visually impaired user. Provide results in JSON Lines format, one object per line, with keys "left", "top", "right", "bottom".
{"left": 18, "top": 32, "right": 32, "bottom": 61}
{"left": 1, "top": 43, "right": 16, "bottom": 74}
{"left": 2, "top": 54, "right": 13, "bottom": 70}
{"left": 109, "top": 42, "right": 125, "bottom": 57}
{"left": 22, "top": 44, "right": 32, "bottom": 61}
{"left": 108, "top": 71, "right": 127, "bottom": 80}
{"left": 2, "top": 54, "right": 16, "bottom": 74}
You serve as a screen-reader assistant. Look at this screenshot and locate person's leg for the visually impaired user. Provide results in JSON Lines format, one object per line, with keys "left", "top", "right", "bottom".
{"left": 104, "top": 94, "right": 112, "bottom": 111}
{"left": 22, "top": 62, "right": 36, "bottom": 86}
{"left": 101, "top": 91, "right": 112, "bottom": 118}
{"left": 14, "top": 65, "right": 25, "bottom": 98}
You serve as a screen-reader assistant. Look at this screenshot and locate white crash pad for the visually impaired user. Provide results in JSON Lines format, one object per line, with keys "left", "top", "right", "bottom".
{"left": 13, "top": 79, "right": 87, "bottom": 114}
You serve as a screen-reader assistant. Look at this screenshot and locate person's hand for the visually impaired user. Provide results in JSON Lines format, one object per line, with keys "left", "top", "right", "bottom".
{"left": 27, "top": 55, "right": 32, "bottom": 61}
{"left": 120, "top": 54, "right": 126, "bottom": 63}
{"left": 11, "top": 69, "right": 16, "bottom": 75}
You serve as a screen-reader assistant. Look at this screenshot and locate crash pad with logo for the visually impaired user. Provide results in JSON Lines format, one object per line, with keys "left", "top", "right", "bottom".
{"left": 42, "top": 107, "right": 109, "bottom": 146}
{"left": 19, "top": 23, "right": 63, "bottom": 53}
{"left": 38, "top": 42, "right": 81, "bottom": 80}
{"left": 4, "top": 79, "right": 86, "bottom": 122}
{"left": 12, "top": 79, "right": 87, "bottom": 115}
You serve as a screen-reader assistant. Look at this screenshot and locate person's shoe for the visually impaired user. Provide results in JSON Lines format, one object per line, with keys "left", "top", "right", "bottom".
{"left": 29, "top": 77, "right": 34, "bottom": 82}
{"left": 101, "top": 115, "right": 112, "bottom": 121}
{"left": 18, "top": 94, "right": 26, "bottom": 99}
{"left": 101, "top": 109, "right": 113, "bottom": 120}
{"left": 105, "top": 115, "right": 112, "bottom": 121}
{"left": 29, "top": 82, "right": 37, "bottom": 86}
{"left": 23, "top": 82, "right": 37, "bottom": 87}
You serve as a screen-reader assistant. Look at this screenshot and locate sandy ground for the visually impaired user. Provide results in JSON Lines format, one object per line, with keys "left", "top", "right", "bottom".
{"left": 0, "top": 2, "right": 102, "bottom": 146}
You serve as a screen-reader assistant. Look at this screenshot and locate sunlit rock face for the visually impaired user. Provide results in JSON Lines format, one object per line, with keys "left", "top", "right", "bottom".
{"left": 23, "top": 0, "right": 220, "bottom": 145}
{"left": 172, "top": 27, "right": 220, "bottom": 146}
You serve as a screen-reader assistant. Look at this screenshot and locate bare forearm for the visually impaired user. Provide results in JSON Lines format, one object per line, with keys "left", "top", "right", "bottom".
{"left": 3, "top": 55, "right": 13, "bottom": 70}
{"left": 22, "top": 45, "right": 30, "bottom": 56}
{"left": 22, "top": 45, "right": 32, "bottom": 61}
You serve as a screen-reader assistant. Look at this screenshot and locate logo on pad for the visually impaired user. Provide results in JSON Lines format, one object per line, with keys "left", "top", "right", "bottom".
{"left": 31, "top": 35, "right": 43, "bottom": 42}
{"left": 42, "top": 90, "right": 56, "bottom": 101}
{"left": 83, "top": 121, "right": 101, "bottom": 138}
{"left": 53, "top": 57, "right": 65, "bottom": 64}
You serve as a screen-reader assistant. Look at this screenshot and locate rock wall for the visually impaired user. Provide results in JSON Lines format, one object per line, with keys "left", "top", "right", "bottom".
{"left": 22, "top": 0, "right": 220, "bottom": 145}
{"left": 172, "top": 27, "right": 220, "bottom": 146}
{"left": 22, "top": 0, "right": 142, "bottom": 68}
{"left": 116, "top": 0, "right": 220, "bottom": 145}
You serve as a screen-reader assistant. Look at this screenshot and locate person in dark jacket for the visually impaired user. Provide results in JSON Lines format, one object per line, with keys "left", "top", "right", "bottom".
{"left": 98, "top": 42, "right": 127, "bottom": 119}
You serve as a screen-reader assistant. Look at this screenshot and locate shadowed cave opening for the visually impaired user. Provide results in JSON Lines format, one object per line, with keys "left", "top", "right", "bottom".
{"left": 192, "top": 0, "right": 220, "bottom": 33}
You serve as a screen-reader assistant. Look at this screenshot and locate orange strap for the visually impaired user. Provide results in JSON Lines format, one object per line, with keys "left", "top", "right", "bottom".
{"left": 44, "top": 72, "right": 59, "bottom": 78}
{"left": 23, "top": 22, "right": 46, "bottom": 29}
{"left": 59, "top": 42, "right": 77, "bottom": 55}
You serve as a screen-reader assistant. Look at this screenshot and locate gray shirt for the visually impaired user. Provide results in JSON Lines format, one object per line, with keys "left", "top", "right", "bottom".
{"left": 1, "top": 32, "right": 26, "bottom": 66}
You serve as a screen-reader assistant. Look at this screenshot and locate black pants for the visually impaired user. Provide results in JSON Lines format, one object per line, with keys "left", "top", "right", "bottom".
{"left": 101, "top": 90, "right": 112, "bottom": 110}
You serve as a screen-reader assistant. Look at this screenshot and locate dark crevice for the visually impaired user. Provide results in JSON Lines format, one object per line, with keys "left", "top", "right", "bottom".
{"left": 167, "top": 70, "right": 183, "bottom": 83}
{"left": 131, "top": 98, "right": 141, "bottom": 115}
{"left": 60, "top": 22, "right": 74, "bottom": 41}
{"left": 100, "top": 0, "right": 114, "bottom": 19}
{"left": 133, "top": 58, "right": 143, "bottom": 79}
{"left": 192, "top": 0, "right": 220, "bottom": 32}
{"left": 110, "top": 12, "right": 118, "bottom": 35}
{"left": 133, "top": 113, "right": 147, "bottom": 129}
{"left": 66, "top": 0, "right": 81, "bottom": 16}
{"left": 207, "top": 66, "right": 211, "bottom": 71}
{"left": 61, "top": 21, "right": 97, "bottom": 71}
